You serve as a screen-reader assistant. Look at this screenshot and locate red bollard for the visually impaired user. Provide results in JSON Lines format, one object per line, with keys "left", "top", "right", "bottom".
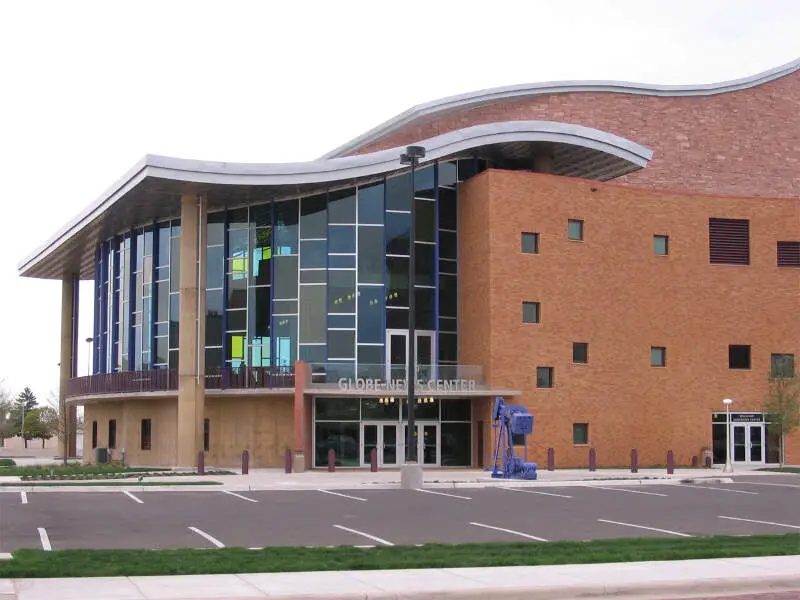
{"left": 370, "top": 448, "right": 378, "bottom": 472}
{"left": 284, "top": 448, "right": 292, "bottom": 474}
{"left": 242, "top": 449, "right": 250, "bottom": 475}
{"left": 197, "top": 451, "right": 205, "bottom": 476}
{"left": 631, "top": 449, "right": 638, "bottom": 473}
{"left": 588, "top": 448, "right": 597, "bottom": 472}
{"left": 691, "top": 455, "right": 698, "bottom": 468}
{"left": 328, "top": 448, "right": 336, "bottom": 472}
{"left": 547, "top": 447, "right": 555, "bottom": 471}
{"left": 666, "top": 450, "right": 675, "bottom": 475}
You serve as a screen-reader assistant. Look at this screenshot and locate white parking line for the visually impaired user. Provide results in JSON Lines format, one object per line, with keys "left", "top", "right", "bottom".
{"left": 586, "top": 485, "right": 668, "bottom": 497}
{"left": 20, "top": 492, "right": 27, "bottom": 505}
{"left": 598, "top": 519, "right": 692, "bottom": 537}
{"left": 505, "top": 487, "right": 573, "bottom": 498}
{"left": 733, "top": 481, "right": 800, "bottom": 489}
{"left": 223, "top": 490, "right": 258, "bottom": 503}
{"left": 414, "top": 488, "right": 472, "bottom": 500}
{"left": 318, "top": 489, "right": 368, "bottom": 502}
{"left": 718, "top": 516, "right": 800, "bottom": 530}
{"left": 333, "top": 524, "right": 394, "bottom": 546}
{"left": 679, "top": 484, "right": 758, "bottom": 495}
{"left": 188, "top": 526, "right": 226, "bottom": 548}
{"left": 122, "top": 491, "right": 144, "bottom": 504}
{"left": 354, "top": 545, "right": 376, "bottom": 549}
{"left": 469, "top": 522, "right": 548, "bottom": 541}
{"left": 37, "top": 527, "right": 52, "bottom": 551}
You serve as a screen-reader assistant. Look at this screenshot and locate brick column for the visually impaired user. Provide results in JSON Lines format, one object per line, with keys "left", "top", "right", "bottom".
{"left": 292, "top": 361, "right": 310, "bottom": 472}
{"left": 58, "top": 275, "right": 79, "bottom": 459}
{"left": 176, "top": 191, "right": 207, "bottom": 467}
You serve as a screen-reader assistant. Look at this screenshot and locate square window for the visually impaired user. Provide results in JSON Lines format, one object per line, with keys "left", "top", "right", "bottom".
{"left": 573, "top": 342, "right": 588, "bottom": 364}
{"left": 729, "top": 345, "right": 751, "bottom": 369}
{"left": 522, "top": 302, "right": 540, "bottom": 324}
{"left": 568, "top": 219, "right": 584, "bottom": 241}
{"left": 521, "top": 232, "right": 539, "bottom": 254}
{"left": 771, "top": 353, "right": 795, "bottom": 378}
{"left": 651, "top": 347, "right": 666, "bottom": 367}
{"left": 573, "top": 423, "right": 589, "bottom": 445}
{"left": 536, "top": 367, "right": 553, "bottom": 388}
{"left": 654, "top": 235, "right": 669, "bottom": 256}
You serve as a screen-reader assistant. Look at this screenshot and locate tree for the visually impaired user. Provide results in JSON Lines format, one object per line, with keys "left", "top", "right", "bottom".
{"left": 22, "top": 409, "right": 54, "bottom": 447}
{"left": 762, "top": 365, "right": 800, "bottom": 467}
{"left": 10, "top": 387, "right": 39, "bottom": 447}
{"left": 0, "top": 380, "right": 13, "bottom": 442}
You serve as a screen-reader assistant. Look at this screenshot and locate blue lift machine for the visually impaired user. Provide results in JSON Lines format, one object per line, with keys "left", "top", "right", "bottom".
{"left": 490, "top": 397, "right": 538, "bottom": 480}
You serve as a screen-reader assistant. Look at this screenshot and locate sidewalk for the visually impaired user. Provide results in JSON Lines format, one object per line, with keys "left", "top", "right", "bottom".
{"left": 4, "top": 555, "right": 800, "bottom": 599}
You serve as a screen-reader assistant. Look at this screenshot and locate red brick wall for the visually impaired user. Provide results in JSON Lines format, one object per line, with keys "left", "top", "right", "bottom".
{"left": 459, "top": 170, "right": 800, "bottom": 467}
{"left": 351, "top": 71, "right": 800, "bottom": 199}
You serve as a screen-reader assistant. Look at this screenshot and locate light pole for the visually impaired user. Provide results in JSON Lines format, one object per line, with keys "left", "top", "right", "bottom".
{"left": 400, "top": 145, "right": 425, "bottom": 482}
{"left": 85, "top": 337, "right": 93, "bottom": 377}
{"left": 723, "top": 398, "right": 734, "bottom": 473}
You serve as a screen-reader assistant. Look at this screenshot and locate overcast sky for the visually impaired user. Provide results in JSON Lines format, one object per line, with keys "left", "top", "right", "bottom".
{"left": 0, "top": 0, "right": 798, "bottom": 404}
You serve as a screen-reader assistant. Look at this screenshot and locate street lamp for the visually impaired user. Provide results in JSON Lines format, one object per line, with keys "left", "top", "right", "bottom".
{"left": 85, "top": 337, "right": 93, "bottom": 377}
{"left": 723, "top": 398, "right": 734, "bottom": 473}
{"left": 400, "top": 145, "right": 426, "bottom": 473}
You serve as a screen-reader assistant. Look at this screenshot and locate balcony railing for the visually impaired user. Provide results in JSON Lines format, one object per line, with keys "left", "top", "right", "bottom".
{"left": 65, "top": 366, "right": 295, "bottom": 397}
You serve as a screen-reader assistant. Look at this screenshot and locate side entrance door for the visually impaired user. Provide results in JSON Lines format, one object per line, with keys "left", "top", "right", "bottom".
{"left": 362, "top": 423, "right": 400, "bottom": 468}
{"left": 731, "top": 423, "right": 765, "bottom": 464}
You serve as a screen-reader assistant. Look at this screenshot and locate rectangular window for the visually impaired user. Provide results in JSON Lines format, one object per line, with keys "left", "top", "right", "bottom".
{"left": 140, "top": 418, "right": 152, "bottom": 451}
{"left": 771, "top": 353, "right": 794, "bottom": 377}
{"left": 654, "top": 235, "right": 669, "bottom": 256}
{"left": 729, "top": 345, "right": 751, "bottom": 369}
{"left": 573, "top": 423, "right": 589, "bottom": 444}
{"left": 522, "top": 301, "right": 540, "bottom": 324}
{"left": 108, "top": 419, "right": 117, "bottom": 449}
{"left": 536, "top": 367, "right": 553, "bottom": 388}
{"left": 651, "top": 346, "right": 666, "bottom": 367}
{"left": 521, "top": 232, "right": 539, "bottom": 254}
{"left": 91, "top": 421, "right": 98, "bottom": 449}
{"left": 203, "top": 418, "right": 210, "bottom": 452}
{"left": 573, "top": 342, "right": 588, "bottom": 364}
{"left": 709, "top": 218, "right": 749, "bottom": 265}
{"left": 777, "top": 241, "right": 800, "bottom": 267}
{"left": 568, "top": 219, "right": 584, "bottom": 241}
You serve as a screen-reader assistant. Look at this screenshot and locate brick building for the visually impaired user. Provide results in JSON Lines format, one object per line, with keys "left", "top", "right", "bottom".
{"left": 18, "top": 57, "right": 800, "bottom": 469}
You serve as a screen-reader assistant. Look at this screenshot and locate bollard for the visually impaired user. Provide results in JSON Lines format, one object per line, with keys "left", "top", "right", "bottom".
{"left": 666, "top": 450, "right": 675, "bottom": 475}
{"left": 197, "top": 450, "right": 205, "bottom": 476}
{"left": 588, "top": 447, "right": 597, "bottom": 472}
{"left": 691, "top": 455, "right": 698, "bottom": 468}
{"left": 370, "top": 448, "right": 378, "bottom": 472}
{"left": 284, "top": 448, "right": 292, "bottom": 474}
{"left": 328, "top": 448, "right": 336, "bottom": 472}
{"left": 547, "top": 447, "right": 555, "bottom": 471}
{"left": 242, "top": 449, "right": 250, "bottom": 475}
{"left": 631, "top": 449, "right": 638, "bottom": 473}
{"left": 704, "top": 455, "right": 712, "bottom": 468}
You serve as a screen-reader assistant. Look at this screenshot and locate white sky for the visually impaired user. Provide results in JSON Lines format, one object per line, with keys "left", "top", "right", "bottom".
{"left": 0, "top": 0, "right": 798, "bottom": 403}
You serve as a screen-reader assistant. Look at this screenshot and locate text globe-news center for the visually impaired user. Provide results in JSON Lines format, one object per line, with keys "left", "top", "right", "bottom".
{"left": 336, "top": 377, "right": 478, "bottom": 392}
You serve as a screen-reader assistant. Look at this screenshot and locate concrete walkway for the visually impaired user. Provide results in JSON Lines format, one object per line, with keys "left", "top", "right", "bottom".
{"left": 3, "top": 555, "right": 799, "bottom": 599}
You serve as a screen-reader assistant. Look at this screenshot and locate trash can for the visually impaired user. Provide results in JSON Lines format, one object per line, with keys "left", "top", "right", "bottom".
{"left": 95, "top": 447, "right": 108, "bottom": 464}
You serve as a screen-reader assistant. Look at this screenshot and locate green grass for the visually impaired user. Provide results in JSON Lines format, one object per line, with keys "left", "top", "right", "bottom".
{"left": 0, "top": 459, "right": 16, "bottom": 467}
{"left": 0, "top": 480, "right": 221, "bottom": 487}
{"left": 758, "top": 467, "right": 800, "bottom": 474}
{"left": 0, "top": 534, "right": 796, "bottom": 578}
{"left": 0, "top": 464, "right": 173, "bottom": 478}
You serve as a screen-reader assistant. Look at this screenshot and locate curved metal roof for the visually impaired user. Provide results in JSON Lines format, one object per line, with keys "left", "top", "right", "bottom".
{"left": 18, "top": 120, "right": 652, "bottom": 280}
{"left": 320, "top": 57, "right": 800, "bottom": 159}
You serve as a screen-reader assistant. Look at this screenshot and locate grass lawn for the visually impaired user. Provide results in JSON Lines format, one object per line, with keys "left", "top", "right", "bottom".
{"left": 0, "top": 464, "right": 172, "bottom": 478}
{"left": 0, "top": 481, "right": 221, "bottom": 487}
{"left": 0, "top": 534, "right": 797, "bottom": 578}
{"left": 758, "top": 467, "right": 800, "bottom": 474}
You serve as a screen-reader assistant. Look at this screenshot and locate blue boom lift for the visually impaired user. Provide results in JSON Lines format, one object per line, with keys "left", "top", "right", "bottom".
{"left": 490, "top": 397, "right": 538, "bottom": 480}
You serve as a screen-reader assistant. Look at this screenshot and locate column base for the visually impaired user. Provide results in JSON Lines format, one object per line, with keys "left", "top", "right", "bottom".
{"left": 292, "top": 451, "right": 306, "bottom": 473}
{"left": 400, "top": 462, "right": 423, "bottom": 489}
{"left": 722, "top": 463, "right": 734, "bottom": 473}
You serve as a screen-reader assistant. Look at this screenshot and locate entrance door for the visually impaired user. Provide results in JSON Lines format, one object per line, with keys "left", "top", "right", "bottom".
{"left": 361, "top": 423, "right": 399, "bottom": 468}
{"left": 401, "top": 423, "right": 439, "bottom": 467}
{"left": 386, "top": 330, "right": 436, "bottom": 381}
{"left": 731, "top": 424, "right": 765, "bottom": 464}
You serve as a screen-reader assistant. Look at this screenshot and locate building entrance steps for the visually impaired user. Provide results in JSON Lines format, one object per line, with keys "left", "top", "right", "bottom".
{"left": 5, "top": 555, "right": 800, "bottom": 599}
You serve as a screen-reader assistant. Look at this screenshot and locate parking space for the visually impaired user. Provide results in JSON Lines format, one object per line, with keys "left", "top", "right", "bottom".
{"left": 0, "top": 478, "right": 797, "bottom": 551}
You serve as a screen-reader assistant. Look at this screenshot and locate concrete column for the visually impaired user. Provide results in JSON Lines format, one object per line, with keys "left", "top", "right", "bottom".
{"left": 292, "top": 361, "right": 310, "bottom": 472}
{"left": 533, "top": 153, "right": 555, "bottom": 174}
{"left": 176, "top": 191, "right": 206, "bottom": 467}
{"left": 58, "top": 276, "right": 79, "bottom": 459}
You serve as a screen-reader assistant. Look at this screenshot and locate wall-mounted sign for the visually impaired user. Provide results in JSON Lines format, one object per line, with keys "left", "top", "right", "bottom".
{"left": 731, "top": 413, "right": 764, "bottom": 423}
{"left": 337, "top": 378, "right": 478, "bottom": 393}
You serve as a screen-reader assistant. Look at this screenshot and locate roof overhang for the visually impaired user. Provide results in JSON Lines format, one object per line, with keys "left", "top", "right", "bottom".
{"left": 19, "top": 120, "right": 652, "bottom": 280}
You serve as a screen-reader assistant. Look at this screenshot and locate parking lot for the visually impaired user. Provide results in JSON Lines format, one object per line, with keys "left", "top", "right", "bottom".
{"left": 0, "top": 475, "right": 797, "bottom": 551}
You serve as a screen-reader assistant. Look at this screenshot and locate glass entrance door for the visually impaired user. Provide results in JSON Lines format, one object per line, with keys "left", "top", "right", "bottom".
{"left": 749, "top": 424, "right": 764, "bottom": 463}
{"left": 401, "top": 423, "right": 439, "bottom": 466}
{"left": 361, "top": 423, "right": 399, "bottom": 468}
{"left": 731, "top": 423, "right": 765, "bottom": 464}
{"left": 386, "top": 330, "right": 436, "bottom": 381}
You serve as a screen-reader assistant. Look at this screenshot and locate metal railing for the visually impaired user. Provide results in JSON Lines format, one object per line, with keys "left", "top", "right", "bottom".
{"left": 65, "top": 366, "right": 295, "bottom": 397}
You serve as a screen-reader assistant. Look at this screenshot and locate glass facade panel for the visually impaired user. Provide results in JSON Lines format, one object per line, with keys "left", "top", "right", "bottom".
{"left": 274, "top": 256, "right": 298, "bottom": 299}
{"left": 274, "top": 314, "right": 297, "bottom": 367}
{"left": 275, "top": 200, "right": 299, "bottom": 254}
{"left": 300, "top": 285, "right": 326, "bottom": 343}
{"left": 328, "top": 255, "right": 356, "bottom": 269}
{"left": 358, "top": 286, "right": 383, "bottom": 343}
{"left": 415, "top": 200, "right": 436, "bottom": 243}
{"left": 300, "top": 194, "right": 327, "bottom": 239}
{"left": 415, "top": 243, "right": 435, "bottom": 287}
{"left": 385, "top": 212, "right": 410, "bottom": 255}
{"left": 250, "top": 227, "right": 272, "bottom": 286}
{"left": 315, "top": 422, "right": 359, "bottom": 467}
{"left": 300, "top": 239, "right": 327, "bottom": 269}
{"left": 328, "top": 329, "right": 355, "bottom": 359}
{"left": 358, "top": 227, "right": 384, "bottom": 284}
{"left": 328, "top": 226, "right": 356, "bottom": 254}
{"left": 328, "top": 270, "right": 356, "bottom": 313}
{"left": 386, "top": 257, "right": 409, "bottom": 307}
{"left": 328, "top": 189, "right": 356, "bottom": 224}
{"left": 357, "top": 183, "right": 384, "bottom": 224}
{"left": 386, "top": 173, "right": 411, "bottom": 211}
{"left": 441, "top": 422, "right": 471, "bottom": 466}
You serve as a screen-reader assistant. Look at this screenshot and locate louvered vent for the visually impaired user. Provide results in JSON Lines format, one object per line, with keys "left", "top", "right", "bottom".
{"left": 709, "top": 218, "right": 750, "bottom": 265}
{"left": 777, "top": 241, "right": 800, "bottom": 267}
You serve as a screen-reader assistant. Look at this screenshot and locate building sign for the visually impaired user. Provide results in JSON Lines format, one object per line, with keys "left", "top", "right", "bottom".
{"left": 337, "top": 377, "right": 478, "bottom": 393}
{"left": 731, "top": 413, "right": 764, "bottom": 423}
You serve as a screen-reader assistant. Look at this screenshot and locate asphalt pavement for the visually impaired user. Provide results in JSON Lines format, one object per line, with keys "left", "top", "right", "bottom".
{"left": 0, "top": 474, "right": 797, "bottom": 551}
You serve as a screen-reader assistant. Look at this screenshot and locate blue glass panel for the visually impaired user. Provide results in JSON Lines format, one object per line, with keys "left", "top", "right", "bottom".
{"left": 386, "top": 173, "right": 411, "bottom": 211}
{"left": 439, "top": 274, "right": 457, "bottom": 318}
{"left": 274, "top": 256, "right": 298, "bottom": 299}
{"left": 438, "top": 188, "right": 457, "bottom": 230}
{"left": 328, "top": 255, "right": 356, "bottom": 269}
{"left": 386, "top": 257, "right": 408, "bottom": 307}
{"left": 248, "top": 286, "right": 270, "bottom": 340}
{"left": 328, "top": 330, "right": 355, "bottom": 359}
{"left": 328, "top": 188, "right": 356, "bottom": 224}
{"left": 275, "top": 200, "right": 299, "bottom": 254}
{"left": 328, "top": 226, "right": 355, "bottom": 254}
{"left": 300, "top": 239, "right": 327, "bottom": 269}
{"left": 415, "top": 287, "right": 435, "bottom": 330}
{"left": 250, "top": 204, "right": 271, "bottom": 227}
{"left": 357, "top": 286, "right": 383, "bottom": 344}
{"left": 299, "top": 344, "right": 326, "bottom": 363}
{"left": 415, "top": 199, "right": 436, "bottom": 242}
{"left": 385, "top": 212, "right": 410, "bottom": 255}
{"left": 299, "top": 285, "right": 326, "bottom": 343}
{"left": 274, "top": 315, "right": 297, "bottom": 367}
{"left": 228, "top": 228, "right": 248, "bottom": 258}
{"left": 156, "top": 224, "right": 170, "bottom": 267}
{"left": 415, "top": 243, "right": 435, "bottom": 287}
{"left": 250, "top": 227, "right": 272, "bottom": 286}
{"left": 358, "top": 182, "right": 384, "bottom": 225}
{"left": 328, "top": 314, "right": 355, "bottom": 329}
{"left": 300, "top": 194, "right": 327, "bottom": 239}
{"left": 328, "top": 270, "right": 356, "bottom": 313}
{"left": 358, "top": 227, "right": 384, "bottom": 284}
{"left": 438, "top": 162, "right": 458, "bottom": 187}
{"left": 206, "top": 246, "right": 224, "bottom": 289}
{"left": 207, "top": 212, "right": 225, "bottom": 246}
